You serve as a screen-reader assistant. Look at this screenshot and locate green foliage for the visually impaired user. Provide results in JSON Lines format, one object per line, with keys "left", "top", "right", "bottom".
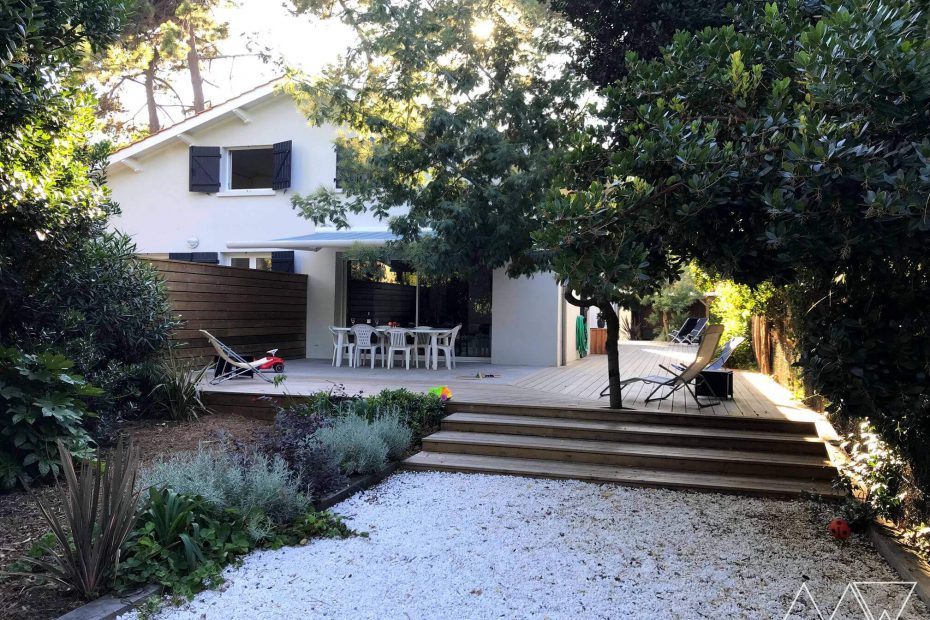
{"left": 12, "top": 232, "right": 176, "bottom": 426}
{"left": 118, "top": 487, "right": 356, "bottom": 597}
{"left": 147, "top": 351, "right": 210, "bottom": 421}
{"left": 0, "top": 347, "right": 100, "bottom": 487}
{"left": 0, "top": 0, "right": 125, "bottom": 334}
{"left": 362, "top": 389, "right": 445, "bottom": 442}
{"left": 641, "top": 270, "right": 702, "bottom": 338}
{"left": 289, "top": 0, "right": 591, "bottom": 277}
{"left": 544, "top": 0, "right": 930, "bottom": 446}
{"left": 140, "top": 447, "right": 311, "bottom": 532}
{"left": 0, "top": 1, "right": 174, "bottom": 435}
{"left": 840, "top": 421, "right": 908, "bottom": 521}
{"left": 550, "top": 0, "right": 731, "bottom": 85}
{"left": 117, "top": 487, "right": 251, "bottom": 597}
{"left": 25, "top": 438, "right": 141, "bottom": 600}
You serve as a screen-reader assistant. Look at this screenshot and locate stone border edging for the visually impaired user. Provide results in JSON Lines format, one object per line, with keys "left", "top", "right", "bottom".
{"left": 314, "top": 461, "right": 400, "bottom": 511}
{"left": 57, "top": 584, "right": 161, "bottom": 620}
{"left": 869, "top": 521, "right": 930, "bottom": 610}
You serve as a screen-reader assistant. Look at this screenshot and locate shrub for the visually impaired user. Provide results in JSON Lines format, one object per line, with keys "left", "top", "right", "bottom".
{"left": 117, "top": 487, "right": 251, "bottom": 597}
{"left": 25, "top": 438, "right": 141, "bottom": 600}
{"left": 9, "top": 232, "right": 176, "bottom": 428}
{"left": 140, "top": 447, "right": 310, "bottom": 532}
{"left": 312, "top": 413, "right": 415, "bottom": 476}
{"left": 314, "top": 415, "right": 389, "bottom": 476}
{"left": 260, "top": 405, "right": 346, "bottom": 498}
{"left": 147, "top": 351, "right": 210, "bottom": 421}
{"left": 0, "top": 347, "right": 100, "bottom": 488}
{"left": 363, "top": 389, "right": 445, "bottom": 442}
{"left": 291, "top": 438, "right": 347, "bottom": 499}
{"left": 839, "top": 421, "right": 908, "bottom": 521}
{"left": 370, "top": 410, "right": 413, "bottom": 460}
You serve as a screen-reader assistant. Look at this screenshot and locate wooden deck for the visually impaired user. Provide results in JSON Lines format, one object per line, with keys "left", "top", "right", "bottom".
{"left": 200, "top": 340, "right": 822, "bottom": 423}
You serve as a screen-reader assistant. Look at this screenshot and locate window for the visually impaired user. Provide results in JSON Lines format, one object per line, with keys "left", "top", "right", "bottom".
{"left": 227, "top": 254, "right": 272, "bottom": 270}
{"left": 228, "top": 147, "right": 274, "bottom": 190}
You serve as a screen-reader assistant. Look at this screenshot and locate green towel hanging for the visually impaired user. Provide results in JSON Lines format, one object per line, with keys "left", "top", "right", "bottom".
{"left": 576, "top": 315, "right": 588, "bottom": 358}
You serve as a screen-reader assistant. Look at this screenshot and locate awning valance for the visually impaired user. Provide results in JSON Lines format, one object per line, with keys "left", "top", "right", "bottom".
{"left": 227, "top": 229, "right": 399, "bottom": 250}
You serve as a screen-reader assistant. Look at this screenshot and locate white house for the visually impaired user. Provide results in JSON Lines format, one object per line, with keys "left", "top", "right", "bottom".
{"left": 107, "top": 80, "right": 584, "bottom": 367}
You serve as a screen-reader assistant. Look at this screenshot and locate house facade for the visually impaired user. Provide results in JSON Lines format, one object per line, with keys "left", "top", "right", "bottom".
{"left": 106, "top": 81, "right": 583, "bottom": 367}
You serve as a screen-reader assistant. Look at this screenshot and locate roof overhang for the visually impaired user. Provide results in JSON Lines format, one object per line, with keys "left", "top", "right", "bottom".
{"left": 227, "top": 229, "right": 400, "bottom": 251}
{"left": 107, "top": 78, "right": 286, "bottom": 170}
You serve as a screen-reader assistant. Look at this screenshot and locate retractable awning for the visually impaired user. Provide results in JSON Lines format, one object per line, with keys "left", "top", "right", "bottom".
{"left": 227, "top": 229, "right": 399, "bottom": 250}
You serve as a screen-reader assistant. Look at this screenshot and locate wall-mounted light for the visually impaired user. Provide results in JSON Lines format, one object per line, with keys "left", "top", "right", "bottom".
{"left": 187, "top": 236, "right": 200, "bottom": 249}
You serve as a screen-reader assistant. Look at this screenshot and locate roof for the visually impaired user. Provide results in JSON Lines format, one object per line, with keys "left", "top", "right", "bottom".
{"left": 108, "top": 78, "right": 287, "bottom": 169}
{"left": 226, "top": 229, "right": 400, "bottom": 251}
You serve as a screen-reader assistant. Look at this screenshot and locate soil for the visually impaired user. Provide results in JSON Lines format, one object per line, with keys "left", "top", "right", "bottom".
{"left": 0, "top": 412, "right": 269, "bottom": 620}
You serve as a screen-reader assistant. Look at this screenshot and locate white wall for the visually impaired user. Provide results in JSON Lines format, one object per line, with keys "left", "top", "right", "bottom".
{"left": 491, "top": 270, "right": 562, "bottom": 366}
{"left": 107, "top": 93, "right": 395, "bottom": 360}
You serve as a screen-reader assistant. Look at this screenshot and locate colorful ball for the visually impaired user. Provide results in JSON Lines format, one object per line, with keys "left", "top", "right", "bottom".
{"left": 829, "top": 517, "right": 852, "bottom": 540}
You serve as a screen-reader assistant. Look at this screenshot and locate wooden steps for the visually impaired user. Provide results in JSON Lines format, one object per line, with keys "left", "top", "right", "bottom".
{"left": 404, "top": 453, "right": 840, "bottom": 500}
{"left": 441, "top": 412, "right": 827, "bottom": 455}
{"left": 403, "top": 402, "right": 842, "bottom": 499}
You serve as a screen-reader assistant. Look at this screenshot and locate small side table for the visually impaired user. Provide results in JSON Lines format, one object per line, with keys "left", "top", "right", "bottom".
{"left": 696, "top": 369, "right": 733, "bottom": 399}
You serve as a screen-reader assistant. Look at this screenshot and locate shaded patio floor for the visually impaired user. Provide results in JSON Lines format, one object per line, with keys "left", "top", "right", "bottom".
{"left": 201, "top": 340, "right": 824, "bottom": 424}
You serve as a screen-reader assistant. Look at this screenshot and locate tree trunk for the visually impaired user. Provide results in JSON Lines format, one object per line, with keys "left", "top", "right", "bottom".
{"left": 187, "top": 22, "right": 205, "bottom": 113}
{"left": 601, "top": 303, "right": 624, "bottom": 409}
{"left": 562, "top": 288, "right": 623, "bottom": 408}
{"left": 144, "top": 49, "right": 161, "bottom": 133}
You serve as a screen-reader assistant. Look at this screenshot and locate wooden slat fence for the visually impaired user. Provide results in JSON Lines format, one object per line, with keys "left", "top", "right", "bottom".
{"left": 148, "top": 259, "right": 307, "bottom": 362}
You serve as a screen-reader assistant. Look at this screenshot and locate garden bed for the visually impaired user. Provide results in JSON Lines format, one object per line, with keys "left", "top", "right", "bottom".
{"left": 0, "top": 413, "right": 269, "bottom": 620}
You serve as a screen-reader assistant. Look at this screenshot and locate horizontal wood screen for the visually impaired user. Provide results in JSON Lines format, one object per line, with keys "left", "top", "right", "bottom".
{"left": 148, "top": 259, "right": 308, "bottom": 363}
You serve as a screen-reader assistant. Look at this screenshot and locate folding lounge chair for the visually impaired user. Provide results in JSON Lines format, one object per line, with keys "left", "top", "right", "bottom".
{"left": 674, "top": 335, "right": 745, "bottom": 372}
{"left": 602, "top": 325, "right": 724, "bottom": 409}
{"left": 200, "top": 329, "right": 275, "bottom": 385}
{"left": 671, "top": 317, "right": 708, "bottom": 344}
{"left": 667, "top": 317, "right": 698, "bottom": 343}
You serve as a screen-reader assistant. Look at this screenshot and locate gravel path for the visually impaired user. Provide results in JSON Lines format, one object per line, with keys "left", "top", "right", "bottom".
{"left": 128, "top": 472, "right": 927, "bottom": 619}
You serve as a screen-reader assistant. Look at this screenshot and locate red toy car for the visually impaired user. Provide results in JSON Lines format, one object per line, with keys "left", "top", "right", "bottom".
{"left": 255, "top": 349, "right": 286, "bottom": 373}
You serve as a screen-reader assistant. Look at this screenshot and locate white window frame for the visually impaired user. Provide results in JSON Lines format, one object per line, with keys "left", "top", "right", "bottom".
{"left": 217, "top": 145, "right": 277, "bottom": 197}
{"left": 225, "top": 253, "right": 273, "bottom": 270}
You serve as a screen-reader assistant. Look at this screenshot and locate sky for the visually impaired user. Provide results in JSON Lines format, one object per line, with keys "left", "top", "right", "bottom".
{"left": 114, "top": 1, "right": 355, "bottom": 129}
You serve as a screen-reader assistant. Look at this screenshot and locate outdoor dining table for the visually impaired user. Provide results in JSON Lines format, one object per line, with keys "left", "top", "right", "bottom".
{"left": 331, "top": 326, "right": 451, "bottom": 370}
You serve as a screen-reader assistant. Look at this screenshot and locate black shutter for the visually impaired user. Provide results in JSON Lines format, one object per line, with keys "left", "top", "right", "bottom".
{"left": 168, "top": 252, "right": 218, "bottom": 264}
{"left": 189, "top": 146, "right": 221, "bottom": 192}
{"left": 271, "top": 251, "right": 295, "bottom": 273}
{"left": 272, "top": 140, "right": 292, "bottom": 190}
{"left": 191, "top": 252, "right": 219, "bottom": 264}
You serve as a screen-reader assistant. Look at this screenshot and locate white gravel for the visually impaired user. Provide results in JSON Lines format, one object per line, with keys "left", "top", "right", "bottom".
{"left": 125, "top": 472, "right": 927, "bottom": 619}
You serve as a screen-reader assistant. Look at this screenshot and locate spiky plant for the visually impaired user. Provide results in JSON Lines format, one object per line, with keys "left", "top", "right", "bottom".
{"left": 27, "top": 438, "right": 141, "bottom": 599}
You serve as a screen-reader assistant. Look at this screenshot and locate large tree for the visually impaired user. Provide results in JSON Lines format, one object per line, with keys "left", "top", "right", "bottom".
{"left": 539, "top": 0, "right": 930, "bottom": 470}
{"left": 0, "top": 0, "right": 125, "bottom": 328}
{"left": 288, "top": 0, "right": 591, "bottom": 278}
{"left": 92, "top": 0, "right": 232, "bottom": 137}
{"left": 1, "top": 0, "right": 174, "bottom": 429}
{"left": 549, "top": 0, "right": 730, "bottom": 85}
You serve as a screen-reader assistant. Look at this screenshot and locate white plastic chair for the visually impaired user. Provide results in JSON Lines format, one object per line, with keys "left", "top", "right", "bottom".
{"left": 329, "top": 327, "right": 354, "bottom": 368}
{"left": 412, "top": 327, "right": 432, "bottom": 368}
{"left": 386, "top": 328, "right": 415, "bottom": 369}
{"left": 435, "top": 324, "right": 462, "bottom": 370}
{"left": 351, "top": 324, "right": 383, "bottom": 369}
